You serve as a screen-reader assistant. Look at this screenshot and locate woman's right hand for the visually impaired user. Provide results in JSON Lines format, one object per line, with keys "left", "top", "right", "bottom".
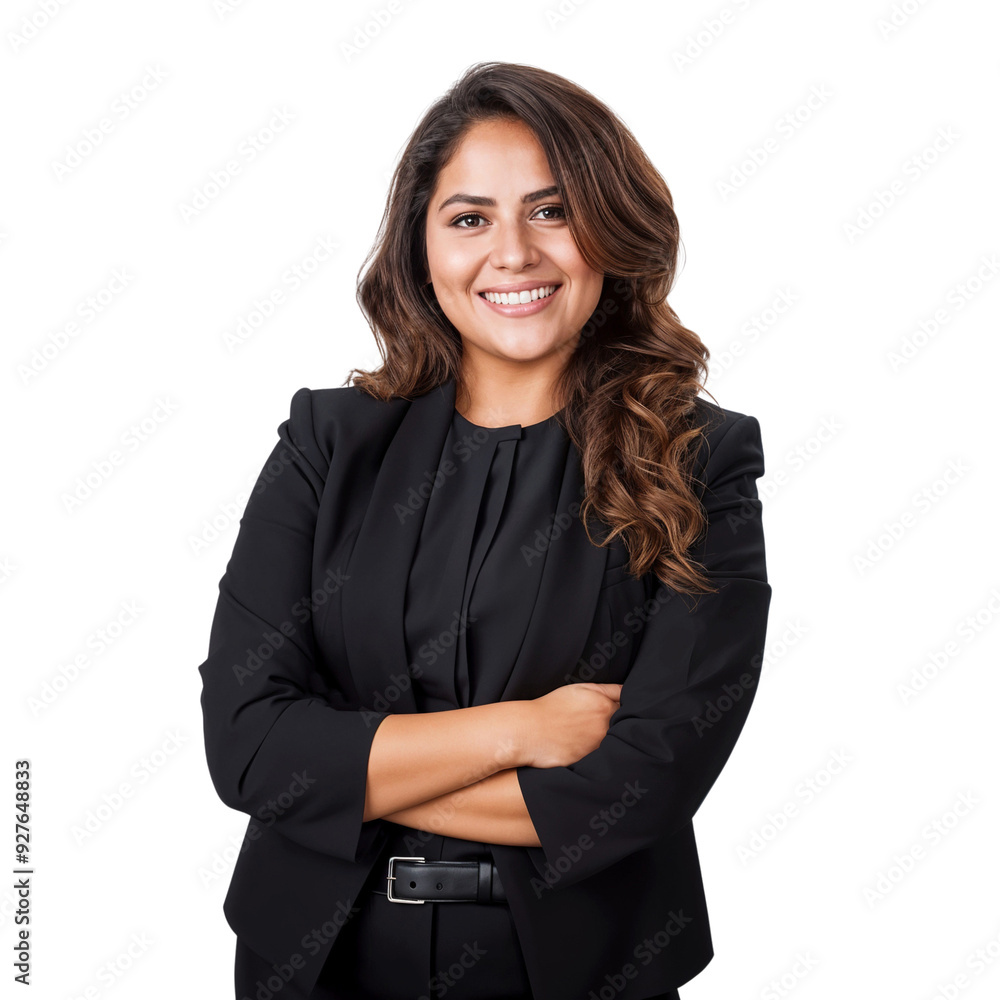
{"left": 517, "top": 682, "right": 624, "bottom": 769}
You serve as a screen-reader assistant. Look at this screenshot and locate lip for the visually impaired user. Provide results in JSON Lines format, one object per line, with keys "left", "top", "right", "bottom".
{"left": 477, "top": 280, "right": 563, "bottom": 294}
{"left": 477, "top": 283, "right": 562, "bottom": 317}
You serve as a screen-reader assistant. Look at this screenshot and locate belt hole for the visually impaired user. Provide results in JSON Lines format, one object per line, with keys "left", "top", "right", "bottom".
{"left": 436, "top": 882, "right": 443, "bottom": 890}
{"left": 409, "top": 880, "right": 416, "bottom": 888}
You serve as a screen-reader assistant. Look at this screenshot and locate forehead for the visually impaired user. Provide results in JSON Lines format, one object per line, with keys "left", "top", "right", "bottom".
{"left": 435, "top": 119, "right": 554, "bottom": 188}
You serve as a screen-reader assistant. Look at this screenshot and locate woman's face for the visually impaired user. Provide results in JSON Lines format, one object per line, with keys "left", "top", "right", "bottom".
{"left": 424, "top": 117, "right": 604, "bottom": 376}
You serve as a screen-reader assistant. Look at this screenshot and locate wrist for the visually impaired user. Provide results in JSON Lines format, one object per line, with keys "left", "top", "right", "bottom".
{"left": 489, "top": 700, "right": 532, "bottom": 770}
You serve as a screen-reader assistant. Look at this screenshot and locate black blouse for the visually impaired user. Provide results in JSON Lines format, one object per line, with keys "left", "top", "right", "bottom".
{"left": 403, "top": 406, "right": 570, "bottom": 711}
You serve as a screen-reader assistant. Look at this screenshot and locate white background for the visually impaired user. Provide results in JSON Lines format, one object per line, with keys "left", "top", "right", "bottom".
{"left": 3, "top": 1, "right": 999, "bottom": 997}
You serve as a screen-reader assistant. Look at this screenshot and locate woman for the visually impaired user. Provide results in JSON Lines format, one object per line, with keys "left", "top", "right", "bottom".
{"left": 198, "top": 61, "right": 771, "bottom": 1000}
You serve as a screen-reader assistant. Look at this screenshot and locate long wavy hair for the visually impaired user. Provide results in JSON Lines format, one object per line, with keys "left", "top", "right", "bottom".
{"left": 348, "top": 61, "right": 723, "bottom": 594}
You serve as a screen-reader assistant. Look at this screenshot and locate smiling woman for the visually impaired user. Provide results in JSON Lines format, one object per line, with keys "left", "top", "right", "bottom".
{"left": 199, "top": 60, "right": 771, "bottom": 1000}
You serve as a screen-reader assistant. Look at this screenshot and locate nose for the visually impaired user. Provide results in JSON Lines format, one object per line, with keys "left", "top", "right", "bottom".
{"left": 488, "top": 218, "right": 541, "bottom": 272}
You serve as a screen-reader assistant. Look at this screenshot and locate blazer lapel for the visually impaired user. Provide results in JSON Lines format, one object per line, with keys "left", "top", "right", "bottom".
{"left": 340, "top": 378, "right": 456, "bottom": 716}
{"left": 340, "top": 376, "right": 610, "bottom": 714}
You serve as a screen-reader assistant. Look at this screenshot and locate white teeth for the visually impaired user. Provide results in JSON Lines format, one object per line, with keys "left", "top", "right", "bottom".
{"left": 482, "top": 285, "right": 558, "bottom": 305}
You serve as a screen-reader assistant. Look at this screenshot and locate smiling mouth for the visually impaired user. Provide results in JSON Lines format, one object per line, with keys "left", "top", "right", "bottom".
{"left": 478, "top": 284, "right": 561, "bottom": 305}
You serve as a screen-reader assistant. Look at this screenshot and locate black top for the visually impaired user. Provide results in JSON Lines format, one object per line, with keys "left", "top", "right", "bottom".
{"left": 404, "top": 407, "right": 569, "bottom": 710}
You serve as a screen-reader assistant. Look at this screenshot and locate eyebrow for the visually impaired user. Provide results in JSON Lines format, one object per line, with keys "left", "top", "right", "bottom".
{"left": 436, "top": 185, "right": 561, "bottom": 213}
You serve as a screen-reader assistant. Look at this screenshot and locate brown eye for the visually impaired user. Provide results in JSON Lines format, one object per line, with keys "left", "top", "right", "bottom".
{"left": 534, "top": 205, "right": 566, "bottom": 220}
{"left": 451, "top": 213, "right": 485, "bottom": 228}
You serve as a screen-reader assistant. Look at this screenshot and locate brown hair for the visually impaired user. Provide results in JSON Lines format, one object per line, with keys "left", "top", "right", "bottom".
{"left": 349, "top": 61, "right": 722, "bottom": 594}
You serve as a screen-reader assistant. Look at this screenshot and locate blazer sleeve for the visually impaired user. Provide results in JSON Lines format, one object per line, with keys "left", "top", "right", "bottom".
{"left": 197, "top": 386, "right": 390, "bottom": 864}
{"left": 515, "top": 412, "right": 772, "bottom": 889}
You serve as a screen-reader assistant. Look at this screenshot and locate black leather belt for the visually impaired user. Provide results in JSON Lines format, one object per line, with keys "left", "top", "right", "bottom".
{"left": 373, "top": 855, "right": 507, "bottom": 903}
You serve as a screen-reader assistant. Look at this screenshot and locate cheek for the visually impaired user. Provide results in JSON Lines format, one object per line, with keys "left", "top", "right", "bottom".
{"left": 572, "top": 273, "right": 605, "bottom": 319}
{"left": 427, "top": 238, "right": 475, "bottom": 280}
{"left": 426, "top": 235, "right": 458, "bottom": 282}
{"left": 555, "top": 244, "right": 603, "bottom": 300}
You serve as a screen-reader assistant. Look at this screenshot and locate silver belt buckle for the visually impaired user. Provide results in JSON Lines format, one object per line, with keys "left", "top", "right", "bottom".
{"left": 386, "top": 856, "right": 426, "bottom": 903}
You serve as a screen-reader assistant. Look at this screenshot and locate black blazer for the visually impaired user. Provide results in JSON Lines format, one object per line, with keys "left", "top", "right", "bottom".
{"left": 198, "top": 376, "right": 771, "bottom": 1000}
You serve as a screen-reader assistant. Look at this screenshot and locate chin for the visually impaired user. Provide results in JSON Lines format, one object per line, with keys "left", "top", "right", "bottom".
{"left": 490, "top": 337, "right": 565, "bottom": 359}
